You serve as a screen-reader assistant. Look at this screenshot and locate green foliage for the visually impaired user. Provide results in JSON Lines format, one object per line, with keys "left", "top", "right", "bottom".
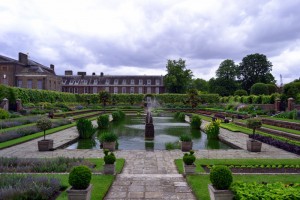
{"left": 112, "top": 110, "right": 125, "bottom": 121}
{"left": 186, "top": 89, "right": 200, "bottom": 109}
{"left": 183, "top": 150, "right": 196, "bottom": 165}
{"left": 266, "top": 84, "right": 277, "bottom": 94}
{"left": 98, "top": 90, "right": 111, "bottom": 107}
{"left": 210, "top": 165, "right": 233, "bottom": 190}
{"left": 76, "top": 118, "right": 95, "bottom": 139}
{"left": 192, "top": 78, "right": 208, "bottom": 92}
{"left": 283, "top": 81, "right": 300, "bottom": 99}
{"left": 36, "top": 117, "right": 52, "bottom": 140}
{"left": 205, "top": 119, "right": 221, "bottom": 139}
{"left": 103, "top": 149, "right": 116, "bottom": 164}
{"left": 68, "top": 165, "right": 92, "bottom": 190}
{"left": 234, "top": 89, "right": 248, "bottom": 96}
{"left": 231, "top": 182, "right": 300, "bottom": 200}
{"left": 208, "top": 77, "right": 238, "bottom": 96}
{"left": 216, "top": 59, "right": 238, "bottom": 80}
{"left": 190, "top": 115, "right": 202, "bottom": 129}
{"left": 97, "top": 114, "right": 110, "bottom": 129}
{"left": 100, "top": 131, "right": 118, "bottom": 142}
{"left": 174, "top": 112, "right": 186, "bottom": 122}
{"left": 246, "top": 118, "right": 262, "bottom": 135}
{"left": 165, "top": 141, "right": 180, "bottom": 150}
{"left": 274, "top": 110, "right": 298, "bottom": 120}
{"left": 250, "top": 83, "right": 269, "bottom": 95}
{"left": 180, "top": 134, "right": 192, "bottom": 142}
{"left": 0, "top": 108, "right": 9, "bottom": 119}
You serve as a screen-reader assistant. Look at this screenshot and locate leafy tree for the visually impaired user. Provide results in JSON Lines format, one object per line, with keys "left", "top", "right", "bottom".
{"left": 237, "top": 53, "right": 275, "bottom": 92}
{"left": 216, "top": 59, "right": 238, "bottom": 80}
{"left": 186, "top": 88, "right": 200, "bottom": 109}
{"left": 192, "top": 78, "right": 208, "bottom": 92}
{"left": 164, "top": 59, "right": 193, "bottom": 93}
{"left": 266, "top": 84, "right": 277, "bottom": 94}
{"left": 234, "top": 89, "right": 248, "bottom": 96}
{"left": 283, "top": 81, "right": 300, "bottom": 99}
{"left": 208, "top": 78, "right": 238, "bottom": 96}
{"left": 250, "top": 83, "right": 269, "bottom": 95}
{"left": 99, "top": 90, "right": 111, "bottom": 111}
{"left": 36, "top": 117, "right": 52, "bottom": 140}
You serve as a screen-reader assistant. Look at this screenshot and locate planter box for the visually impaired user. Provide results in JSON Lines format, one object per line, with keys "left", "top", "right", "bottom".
{"left": 184, "top": 163, "right": 196, "bottom": 175}
{"left": 67, "top": 184, "right": 92, "bottom": 200}
{"left": 103, "top": 141, "right": 116, "bottom": 151}
{"left": 181, "top": 141, "right": 193, "bottom": 152}
{"left": 247, "top": 139, "right": 262, "bottom": 152}
{"left": 208, "top": 184, "right": 234, "bottom": 200}
{"left": 38, "top": 139, "right": 53, "bottom": 151}
{"left": 103, "top": 163, "right": 115, "bottom": 174}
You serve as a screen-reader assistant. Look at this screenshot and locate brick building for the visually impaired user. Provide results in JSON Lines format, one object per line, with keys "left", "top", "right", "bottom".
{"left": 0, "top": 52, "right": 61, "bottom": 91}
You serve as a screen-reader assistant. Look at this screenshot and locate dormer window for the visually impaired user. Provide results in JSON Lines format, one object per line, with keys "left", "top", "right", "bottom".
{"left": 69, "top": 80, "right": 74, "bottom": 85}
{"left": 130, "top": 79, "right": 135, "bottom": 85}
{"left": 139, "top": 79, "right": 143, "bottom": 85}
{"left": 114, "top": 79, "right": 119, "bottom": 85}
{"left": 93, "top": 80, "right": 98, "bottom": 85}
{"left": 62, "top": 80, "right": 67, "bottom": 85}
{"left": 122, "top": 79, "right": 126, "bottom": 85}
{"left": 105, "top": 79, "right": 110, "bottom": 85}
{"left": 74, "top": 80, "right": 79, "bottom": 85}
{"left": 147, "top": 79, "right": 151, "bottom": 85}
{"left": 155, "top": 79, "right": 160, "bottom": 85}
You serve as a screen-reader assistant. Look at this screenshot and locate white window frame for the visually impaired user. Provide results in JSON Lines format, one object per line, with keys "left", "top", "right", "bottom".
{"left": 27, "top": 80, "right": 32, "bottom": 89}
{"left": 147, "top": 79, "right": 151, "bottom": 85}
{"left": 122, "top": 79, "right": 126, "bottom": 85}
{"left": 139, "top": 79, "right": 143, "bottom": 85}
{"left": 130, "top": 79, "right": 135, "bottom": 85}
{"left": 37, "top": 80, "right": 43, "bottom": 90}
{"left": 122, "top": 87, "right": 126, "bottom": 94}
{"left": 114, "top": 79, "right": 118, "bottom": 85}
{"left": 130, "top": 87, "right": 134, "bottom": 94}
{"left": 155, "top": 79, "right": 160, "bottom": 85}
{"left": 147, "top": 87, "right": 151, "bottom": 94}
{"left": 17, "top": 80, "right": 22, "bottom": 88}
{"left": 93, "top": 87, "right": 97, "bottom": 94}
{"left": 138, "top": 87, "right": 143, "bottom": 94}
{"left": 155, "top": 87, "right": 159, "bottom": 94}
{"left": 114, "top": 87, "right": 118, "bottom": 94}
{"left": 105, "top": 79, "right": 110, "bottom": 85}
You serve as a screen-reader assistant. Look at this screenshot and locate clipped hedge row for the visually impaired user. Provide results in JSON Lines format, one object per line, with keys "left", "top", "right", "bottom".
{"left": 219, "top": 93, "right": 281, "bottom": 104}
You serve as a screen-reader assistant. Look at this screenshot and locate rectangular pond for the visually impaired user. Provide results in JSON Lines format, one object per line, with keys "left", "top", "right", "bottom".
{"left": 66, "top": 115, "right": 232, "bottom": 150}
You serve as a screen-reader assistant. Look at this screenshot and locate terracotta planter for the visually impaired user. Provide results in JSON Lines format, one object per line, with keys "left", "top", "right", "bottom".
{"left": 103, "top": 163, "right": 115, "bottom": 174}
{"left": 184, "top": 163, "right": 196, "bottom": 175}
{"left": 103, "top": 141, "right": 116, "bottom": 151}
{"left": 208, "top": 184, "right": 234, "bottom": 200}
{"left": 38, "top": 139, "right": 53, "bottom": 151}
{"left": 181, "top": 141, "right": 193, "bottom": 152}
{"left": 247, "top": 139, "right": 262, "bottom": 152}
{"left": 67, "top": 184, "right": 92, "bottom": 200}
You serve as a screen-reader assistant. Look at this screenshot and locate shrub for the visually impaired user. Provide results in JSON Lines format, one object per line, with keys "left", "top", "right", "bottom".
{"left": 103, "top": 149, "right": 116, "bottom": 164}
{"left": 234, "top": 89, "right": 248, "bottom": 96}
{"left": 210, "top": 165, "right": 233, "bottom": 190}
{"left": 205, "top": 119, "right": 221, "bottom": 139}
{"left": 180, "top": 134, "right": 192, "bottom": 142}
{"left": 165, "top": 141, "right": 180, "bottom": 150}
{"left": 97, "top": 114, "right": 110, "bottom": 129}
{"left": 183, "top": 150, "right": 196, "bottom": 165}
{"left": 0, "top": 108, "right": 9, "bottom": 119}
{"left": 68, "top": 165, "right": 92, "bottom": 190}
{"left": 266, "top": 84, "right": 277, "bottom": 94}
{"left": 76, "top": 118, "right": 95, "bottom": 139}
{"left": 36, "top": 117, "right": 52, "bottom": 140}
{"left": 112, "top": 110, "right": 125, "bottom": 121}
{"left": 250, "top": 83, "right": 269, "bottom": 95}
{"left": 246, "top": 118, "right": 262, "bottom": 135}
{"left": 100, "top": 131, "right": 118, "bottom": 142}
{"left": 190, "top": 115, "right": 202, "bottom": 129}
{"left": 178, "top": 112, "right": 185, "bottom": 122}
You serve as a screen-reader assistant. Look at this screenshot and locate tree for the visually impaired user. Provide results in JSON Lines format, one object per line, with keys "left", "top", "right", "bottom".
{"left": 216, "top": 59, "right": 238, "bottom": 80}
{"left": 250, "top": 83, "right": 269, "bottom": 95}
{"left": 237, "top": 53, "right": 275, "bottom": 92}
{"left": 99, "top": 90, "right": 111, "bottom": 111}
{"left": 164, "top": 59, "right": 193, "bottom": 93}
{"left": 234, "top": 89, "right": 248, "bottom": 96}
{"left": 208, "top": 78, "right": 238, "bottom": 96}
{"left": 192, "top": 78, "right": 208, "bottom": 92}
{"left": 36, "top": 117, "right": 52, "bottom": 140}
{"left": 186, "top": 88, "right": 200, "bottom": 109}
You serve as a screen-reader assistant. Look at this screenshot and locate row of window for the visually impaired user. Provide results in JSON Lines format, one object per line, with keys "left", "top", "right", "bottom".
{"left": 65, "top": 79, "right": 161, "bottom": 86}
{"left": 63, "top": 86, "right": 160, "bottom": 94}
{"left": 17, "top": 79, "right": 58, "bottom": 89}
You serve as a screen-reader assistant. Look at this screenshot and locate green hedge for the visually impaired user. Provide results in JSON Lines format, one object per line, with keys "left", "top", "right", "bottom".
{"left": 220, "top": 94, "right": 282, "bottom": 104}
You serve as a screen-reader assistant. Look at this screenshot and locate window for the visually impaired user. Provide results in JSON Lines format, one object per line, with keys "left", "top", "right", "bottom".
{"left": 114, "top": 87, "right": 118, "bottom": 94}
{"left": 130, "top": 79, "right": 135, "bottom": 85}
{"left": 139, "top": 79, "right": 143, "bottom": 85}
{"left": 114, "top": 79, "right": 118, "bottom": 85}
{"left": 105, "top": 79, "right": 110, "bottom": 85}
{"left": 93, "top": 87, "right": 97, "bottom": 94}
{"left": 69, "top": 87, "right": 73, "bottom": 93}
{"left": 37, "top": 80, "right": 43, "bottom": 90}
{"left": 122, "top": 87, "right": 126, "bottom": 93}
{"left": 93, "top": 79, "right": 98, "bottom": 85}
{"left": 147, "top": 87, "right": 151, "bottom": 94}
{"left": 130, "top": 87, "right": 134, "bottom": 94}
{"left": 17, "top": 80, "right": 22, "bottom": 88}
{"left": 147, "top": 79, "right": 151, "bottom": 85}
{"left": 69, "top": 80, "right": 74, "bottom": 85}
{"left": 81, "top": 80, "right": 88, "bottom": 85}
{"left": 156, "top": 87, "right": 159, "bottom": 94}
{"left": 74, "top": 80, "right": 79, "bottom": 85}
{"left": 62, "top": 80, "right": 67, "bottom": 85}
{"left": 122, "top": 79, "right": 126, "bottom": 85}
{"left": 84, "top": 87, "right": 88, "bottom": 94}
{"left": 105, "top": 87, "right": 109, "bottom": 92}
{"left": 27, "top": 80, "right": 32, "bottom": 89}
{"left": 156, "top": 79, "right": 160, "bottom": 85}
{"left": 138, "top": 87, "right": 143, "bottom": 94}
{"left": 74, "top": 87, "right": 78, "bottom": 94}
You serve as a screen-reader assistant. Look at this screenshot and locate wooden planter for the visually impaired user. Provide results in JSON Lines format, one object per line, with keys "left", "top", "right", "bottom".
{"left": 208, "top": 184, "right": 234, "bottom": 200}
{"left": 247, "top": 139, "right": 262, "bottom": 152}
{"left": 103, "top": 141, "right": 116, "bottom": 151}
{"left": 67, "top": 184, "right": 92, "bottom": 200}
{"left": 38, "top": 139, "right": 53, "bottom": 151}
{"left": 103, "top": 163, "right": 115, "bottom": 175}
{"left": 184, "top": 163, "right": 196, "bottom": 175}
{"left": 181, "top": 141, "right": 193, "bottom": 152}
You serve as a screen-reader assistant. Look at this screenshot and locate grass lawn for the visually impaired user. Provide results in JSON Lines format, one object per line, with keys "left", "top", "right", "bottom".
{"left": 187, "top": 174, "right": 300, "bottom": 200}
{"left": 263, "top": 124, "right": 300, "bottom": 135}
{"left": 263, "top": 116, "right": 300, "bottom": 123}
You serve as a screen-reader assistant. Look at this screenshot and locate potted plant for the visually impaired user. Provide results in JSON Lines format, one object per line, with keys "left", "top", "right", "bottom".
{"left": 103, "top": 149, "right": 116, "bottom": 174}
{"left": 36, "top": 117, "right": 53, "bottom": 151}
{"left": 67, "top": 165, "right": 92, "bottom": 200}
{"left": 183, "top": 150, "right": 196, "bottom": 175}
{"left": 208, "top": 165, "right": 233, "bottom": 200}
{"left": 246, "top": 118, "right": 262, "bottom": 152}
{"left": 180, "top": 134, "right": 193, "bottom": 152}
{"left": 100, "top": 131, "right": 118, "bottom": 151}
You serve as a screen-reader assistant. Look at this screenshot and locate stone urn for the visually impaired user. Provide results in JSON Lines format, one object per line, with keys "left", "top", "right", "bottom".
{"left": 67, "top": 184, "right": 92, "bottom": 200}
{"left": 103, "top": 163, "right": 115, "bottom": 175}
{"left": 38, "top": 139, "right": 54, "bottom": 151}
{"left": 208, "top": 184, "right": 234, "bottom": 200}
{"left": 181, "top": 141, "right": 193, "bottom": 152}
{"left": 184, "top": 163, "right": 196, "bottom": 175}
{"left": 247, "top": 139, "right": 262, "bottom": 152}
{"left": 103, "top": 141, "right": 116, "bottom": 151}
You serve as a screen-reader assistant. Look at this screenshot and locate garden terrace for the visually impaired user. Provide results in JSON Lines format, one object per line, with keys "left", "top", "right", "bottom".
{"left": 262, "top": 118, "right": 300, "bottom": 131}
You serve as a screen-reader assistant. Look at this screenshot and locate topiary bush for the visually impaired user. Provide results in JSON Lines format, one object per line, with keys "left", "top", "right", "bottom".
{"left": 36, "top": 117, "right": 52, "bottom": 140}
{"left": 246, "top": 118, "right": 262, "bottom": 135}
{"left": 250, "top": 83, "right": 269, "bottom": 95}
{"left": 183, "top": 150, "right": 196, "bottom": 165}
{"left": 103, "top": 149, "right": 116, "bottom": 164}
{"left": 97, "top": 114, "right": 110, "bottom": 129}
{"left": 190, "top": 115, "right": 202, "bottom": 129}
{"left": 112, "top": 110, "right": 125, "bottom": 122}
{"left": 76, "top": 118, "right": 95, "bottom": 139}
{"left": 234, "top": 89, "right": 248, "bottom": 96}
{"left": 68, "top": 165, "right": 92, "bottom": 190}
{"left": 210, "top": 165, "right": 233, "bottom": 190}
{"left": 0, "top": 108, "right": 9, "bottom": 119}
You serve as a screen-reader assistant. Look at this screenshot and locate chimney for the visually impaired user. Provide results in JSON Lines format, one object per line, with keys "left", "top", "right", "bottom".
{"left": 100, "top": 72, "right": 104, "bottom": 77}
{"left": 65, "top": 70, "right": 73, "bottom": 75}
{"left": 50, "top": 64, "right": 54, "bottom": 71}
{"left": 77, "top": 72, "right": 86, "bottom": 76}
{"left": 18, "top": 52, "right": 28, "bottom": 65}
{"left": 92, "top": 72, "right": 96, "bottom": 76}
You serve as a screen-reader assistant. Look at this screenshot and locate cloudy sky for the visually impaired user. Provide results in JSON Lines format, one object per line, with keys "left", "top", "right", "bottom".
{"left": 0, "top": 0, "right": 300, "bottom": 83}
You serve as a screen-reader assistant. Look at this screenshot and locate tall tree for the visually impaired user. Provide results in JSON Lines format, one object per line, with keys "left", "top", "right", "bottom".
{"left": 192, "top": 78, "right": 208, "bottom": 92}
{"left": 186, "top": 88, "right": 200, "bottom": 109}
{"left": 237, "top": 53, "right": 275, "bottom": 92}
{"left": 99, "top": 90, "right": 111, "bottom": 112}
{"left": 164, "top": 59, "right": 193, "bottom": 93}
{"left": 216, "top": 59, "right": 238, "bottom": 80}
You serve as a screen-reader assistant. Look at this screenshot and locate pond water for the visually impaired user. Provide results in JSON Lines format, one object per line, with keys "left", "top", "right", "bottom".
{"left": 66, "top": 115, "right": 232, "bottom": 150}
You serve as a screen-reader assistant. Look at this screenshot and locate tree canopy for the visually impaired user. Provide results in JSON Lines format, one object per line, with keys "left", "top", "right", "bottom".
{"left": 216, "top": 59, "right": 238, "bottom": 80}
{"left": 164, "top": 58, "right": 193, "bottom": 93}
{"left": 192, "top": 78, "right": 208, "bottom": 92}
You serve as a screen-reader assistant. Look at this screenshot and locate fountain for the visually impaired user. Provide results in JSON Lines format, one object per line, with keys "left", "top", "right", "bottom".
{"left": 145, "top": 110, "right": 155, "bottom": 140}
